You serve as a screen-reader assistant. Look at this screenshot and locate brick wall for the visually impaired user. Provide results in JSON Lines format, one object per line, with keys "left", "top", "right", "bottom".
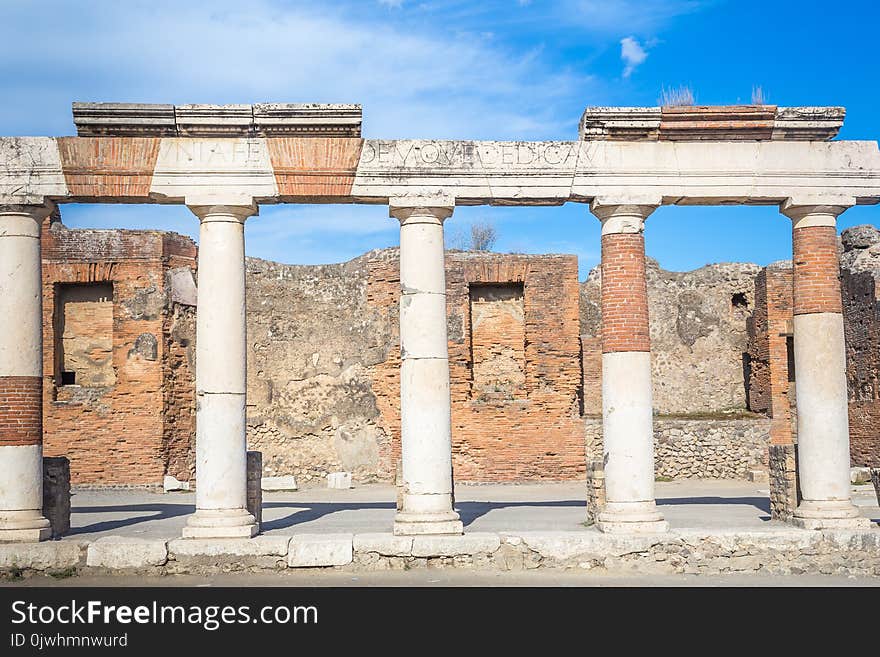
{"left": 747, "top": 264, "right": 795, "bottom": 445}
{"left": 41, "top": 215, "right": 197, "bottom": 485}
{"left": 369, "top": 251, "right": 585, "bottom": 482}
{"left": 749, "top": 257, "right": 880, "bottom": 467}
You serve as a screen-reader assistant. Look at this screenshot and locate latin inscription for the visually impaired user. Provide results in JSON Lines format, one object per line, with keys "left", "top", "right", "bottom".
{"left": 359, "top": 140, "right": 579, "bottom": 169}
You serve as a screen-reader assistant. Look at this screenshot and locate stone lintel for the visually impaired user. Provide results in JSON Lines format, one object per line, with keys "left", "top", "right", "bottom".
{"left": 580, "top": 105, "right": 845, "bottom": 142}
{"left": 72, "top": 103, "right": 177, "bottom": 137}
{"left": 72, "top": 103, "right": 363, "bottom": 138}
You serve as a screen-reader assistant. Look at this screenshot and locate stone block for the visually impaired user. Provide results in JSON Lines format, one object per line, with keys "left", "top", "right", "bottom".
{"left": 163, "top": 475, "right": 190, "bottom": 492}
{"left": 288, "top": 534, "right": 353, "bottom": 568}
{"left": 411, "top": 533, "right": 501, "bottom": 558}
{"left": 86, "top": 537, "right": 168, "bottom": 569}
{"left": 0, "top": 541, "right": 86, "bottom": 571}
{"left": 353, "top": 533, "right": 413, "bottom": 557}
{"left": 261, "top": 476, "right": 298, "bottom": 491}
{"left": 851, "top": 466, "right": 873, "bottom": 484}
{"left": 43, "top": 456, "right": 71, "bottom": 538}
{"left": 247, "top": 451, "right": 263, "bottom": 526}
{"left": 327, "top": 472, "right": 352, "bottom": 489}
{"left": 168, "top": 536, "right": 290, "bottom": 558}
{"left": 748, "top": 469, "right": 769, "bottom": 483}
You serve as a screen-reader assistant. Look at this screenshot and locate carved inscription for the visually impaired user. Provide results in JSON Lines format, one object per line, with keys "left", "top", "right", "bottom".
{"left": 359, "top": 140, "right": 579, "bottom": 170}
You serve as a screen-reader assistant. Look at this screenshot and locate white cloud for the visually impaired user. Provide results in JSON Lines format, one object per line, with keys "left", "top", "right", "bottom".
{"left": 620, "top": 36, "right": 648, "bottom": 78}
{"left": 378, "top": 0, "right": 405, "bottom": 7}
{"left": 0, "top": 0, "right": 593, "bottom": 141}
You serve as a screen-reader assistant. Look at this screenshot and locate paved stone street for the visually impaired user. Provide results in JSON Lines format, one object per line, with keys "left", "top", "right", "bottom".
{"left": 63, "top": 480, "right": 880, "bottom": 542}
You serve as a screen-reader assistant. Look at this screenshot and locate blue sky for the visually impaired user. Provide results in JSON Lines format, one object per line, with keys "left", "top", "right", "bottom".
{"left": 2, "top": 0, "right": 878, "bottom": 278}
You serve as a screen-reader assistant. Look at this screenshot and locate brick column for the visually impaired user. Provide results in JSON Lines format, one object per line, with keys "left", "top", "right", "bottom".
{"left": 182, "top": 203, "right": 259, "bottom": 539}
{"left": 781, "top": 199, "right": 869, "bottom": 529}
{"left": 389, "top": 196, "right": 463, "bottom": 536}
{"left": 0, "top": 205, "right": 52, "bottom": 542}
{"left": 590, "top": 200, "right": 667, "bottom": 534}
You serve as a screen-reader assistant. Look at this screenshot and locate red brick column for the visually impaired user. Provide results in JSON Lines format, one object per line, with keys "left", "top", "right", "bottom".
{"left": 781, "top": 200, "right": 868, "bottom": 529}
{"left": 0, "top": 206, "right": 52, "bottom": 542}
{"left": 590, "top": 200, "right": 667, "bottom": 534}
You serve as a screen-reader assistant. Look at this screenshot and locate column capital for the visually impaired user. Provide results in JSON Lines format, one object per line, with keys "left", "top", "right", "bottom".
{"left": 0, "top": 201, "right": 56, "bottom": 221}
{"left": 389, "top": 195, "right": 455, "bottom": 224}
{"left": 187, "top": 202, "right": 259, "bottom": 223}
{"left": 780, "top": 196, "right": 854, "bottom": 228}
{"left": 590, "top": 198, "right": 659, "bottom": 235}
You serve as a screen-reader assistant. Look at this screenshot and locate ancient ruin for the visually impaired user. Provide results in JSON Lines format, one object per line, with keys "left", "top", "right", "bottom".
{"left": 2, "top": 102, "right": 880, "bottom": 546}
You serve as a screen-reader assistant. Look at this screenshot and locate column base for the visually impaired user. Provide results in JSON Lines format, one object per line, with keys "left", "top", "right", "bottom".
{"left": 596, "top": 501, "right": 669, "bottom": 535}
{"left": 393, "top": 510, "right": 463, "bottom": 536}
{"left": 182, "top": 508, "right": 258, "bottom": 539}
{"left": 0, "top": 527, "right": 52, "bottom": 543}
{"left": 0, "top": 511, "right": 52, "bottom": 543}
{"left": 792, "top": 500, "right": 873, "bottom": 530}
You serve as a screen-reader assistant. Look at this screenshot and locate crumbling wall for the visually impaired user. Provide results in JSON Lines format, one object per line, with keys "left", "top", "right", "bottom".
{"left": 365, "top": 250, "right": 585, "bottom": 482}
{"left": 580, "top": 258, "right": 759, "bottom": 414}
{"left": 244, "top": 253, "right": 394, "bottom": 485}
{"left": 41, "top": 216, "right": 197, "bottom": 485}
{"left": 840, "top": 225, "right": 880, "bottom": 467}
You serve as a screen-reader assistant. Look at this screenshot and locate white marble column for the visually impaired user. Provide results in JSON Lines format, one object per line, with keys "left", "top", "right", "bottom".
{"left": 0, "top": 205, "right": 52, "bottom": 543}
{"left": 781, "top": 199, "right": 869, "bottom": 529}
{"left": 590, "top": 200, "right": 668, "bottom": 534}
{"left": 182, "top": 203, "right": 259, "bottom": 539}
{"left": 389, "top": 196, "right": 463, "bottom": 536}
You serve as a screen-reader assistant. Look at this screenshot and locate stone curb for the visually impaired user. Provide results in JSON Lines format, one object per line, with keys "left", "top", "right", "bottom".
{"left": 86, "top": 537, "right": 168, "bottom": 569}
{"left": 2, "top": 526, "right": 879, "bottom": 576}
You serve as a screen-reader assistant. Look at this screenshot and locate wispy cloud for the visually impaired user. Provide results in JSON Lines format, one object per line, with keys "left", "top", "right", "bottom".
{"left": 620, "top": 36, "right": 648, "bottom": 77}
{"left": 0, "top": 0, "right": 593, "bottom": 140}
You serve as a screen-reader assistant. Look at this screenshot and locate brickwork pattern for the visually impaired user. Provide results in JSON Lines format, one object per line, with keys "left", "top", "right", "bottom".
{"left": 747, "top": 265, "right": 796, "bottom": 445}
{"left": 600, "top": 233, "right": 650, "bottom": 352}
{"left": 370, "top": 251, "right": 585, "bottom": 482}
{"left": 792, "top": 226, "right": 843, "bottom": 315}
{"left": 0, "top": 376, "right": 43, "bottom": 446}
{"left": 41, "top": 217, "right": 197, "bottom": 485}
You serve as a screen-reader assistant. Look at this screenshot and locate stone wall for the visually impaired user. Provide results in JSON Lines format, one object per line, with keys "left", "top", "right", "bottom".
{"left": 41, "top": 214, "right": 198, "bottom": 485}
{"left": 243, "top": 252, "right": 394, "bottom": 485}
{"left": 245, "top": 249, "right": 585, "bottom": 484}
{"left": 841, "top": 226, "right": 880, "bottom": 467}
{"left": 584, "top": 417, "right": 769, "bottom": 479}
{"left": 580, "top": 258, "right": 759, "bottom": 414}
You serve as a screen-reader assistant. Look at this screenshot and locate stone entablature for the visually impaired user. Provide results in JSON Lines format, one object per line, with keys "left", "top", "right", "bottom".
{"left": 72, "top": 103, "right": 363, "bottom": 138}
{"left": 3, "top": 134, "right": 879, "bottom": 208}
{"left": 579, "top": 105, "right": 845, "bottom": 142}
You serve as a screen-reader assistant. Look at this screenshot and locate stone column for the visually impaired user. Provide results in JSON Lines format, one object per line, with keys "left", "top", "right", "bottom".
{"left": 590, "top": 200, "right": 667, "bottom": 534}
{"left": 182, "top": 203, "right": 259, "bottom": 539}
{"left": 781, "top": 199, "right": 869, "bottom": 529}
{"left": 389, "top": 196, "right": 463, "bottom": 536}
{"left": 0, "top": 205, "right": 52, "bottom": 542}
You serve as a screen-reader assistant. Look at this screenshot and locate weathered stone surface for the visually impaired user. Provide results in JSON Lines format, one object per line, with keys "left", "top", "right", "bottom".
{"left": 411, "top": 533, "right": 501, "bottom": 557}
{"left": 168, "top": 536, "right": 290, "bottom": 557}
{"left": 261, "top": 476, "right": 298, "bottom": 491}
{"left": 86, "top": 537, "right": 168, "bottom": 569}
{"left": 42, "top": 456, "right": 71, "bottom": 537}
{"left": 327, "top": 472, "right": 352, "bottom": 489}
{"left": 163, "top": 475, "right": 190, "bottom": 492}
{"left": 288, "top": 534, "right": 353, "bottom": 567}
{"left": 581, "top": 258, "right": 760, "bottom": 414}
{"left": 0, "top": 542, "right": 85, "bottom": 571}
{"left": 247, "top": 451, "right": 263, "bottom": 526}
{"left": 353, "top": 533, "right": 413, "bottom": 556}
